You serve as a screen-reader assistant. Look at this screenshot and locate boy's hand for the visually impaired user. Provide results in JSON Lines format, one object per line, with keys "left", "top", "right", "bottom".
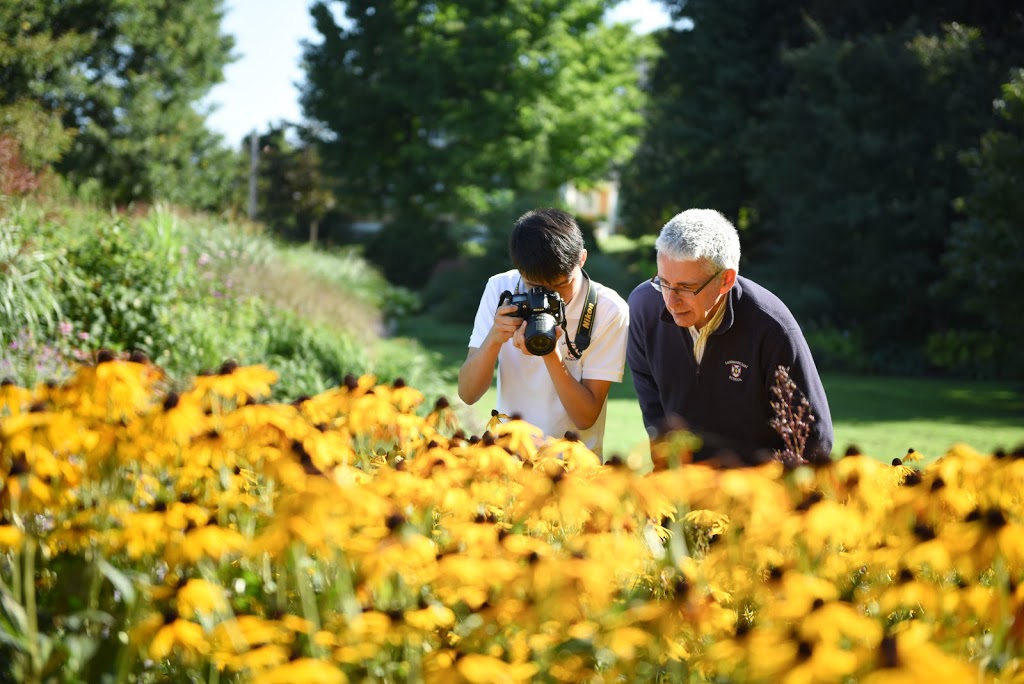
{"left": 487, "top": 304, "right": 524, "bottom": 347}
{"left": 513, "top": 320, "right": 563, "bottom": 358}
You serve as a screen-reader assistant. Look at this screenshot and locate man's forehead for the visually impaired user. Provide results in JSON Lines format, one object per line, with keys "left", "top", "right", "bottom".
{"left": 657, "top": 253, "right": 706, "bottom": 270}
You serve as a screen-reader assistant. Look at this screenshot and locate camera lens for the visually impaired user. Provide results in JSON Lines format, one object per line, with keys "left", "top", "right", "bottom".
{"left": 525, "top": 313, "right": 558, "bottom": 355}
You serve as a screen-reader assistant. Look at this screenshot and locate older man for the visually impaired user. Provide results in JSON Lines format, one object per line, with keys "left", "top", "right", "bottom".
{"left": 626, "top": 208, "right": 833, "bottom": 466}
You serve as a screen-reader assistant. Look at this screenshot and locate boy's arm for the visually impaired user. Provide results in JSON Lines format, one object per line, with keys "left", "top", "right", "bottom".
{"left": 458, "top": 302, "right": 522, "bottom": 405}
{"left": 541, "top": 356, "right": 612, "bottom": 430}
{"left": 458, "top": 340, "right": 501, "bottom": 405}
{"left": 530, "top": 291, "right": 626, "bottom": 431}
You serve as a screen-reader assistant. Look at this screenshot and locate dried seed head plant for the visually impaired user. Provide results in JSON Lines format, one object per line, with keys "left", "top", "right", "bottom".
{"left": 769, "top": 365, "right": 816, "bottom": 468}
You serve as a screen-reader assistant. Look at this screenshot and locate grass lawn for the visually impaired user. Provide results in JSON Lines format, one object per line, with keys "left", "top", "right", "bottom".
{"left": 395, "top": 316, "right": 1024, "bottom": 467}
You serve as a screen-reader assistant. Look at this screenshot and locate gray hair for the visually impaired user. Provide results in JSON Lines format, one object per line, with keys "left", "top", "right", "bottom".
{"left": 655, "top": 208, "right": 741, "bottom": 273}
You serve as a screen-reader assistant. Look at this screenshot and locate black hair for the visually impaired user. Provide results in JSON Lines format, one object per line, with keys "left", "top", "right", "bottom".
{"left": 508, "top": 208, "right": 584, "bottom": 283}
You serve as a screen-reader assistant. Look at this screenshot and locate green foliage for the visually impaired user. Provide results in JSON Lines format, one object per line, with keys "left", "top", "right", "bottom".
{"left": 621, "top": 0, "right": 1024, "bottom": 379}
{"left": 254, "top": 124, "right": 337, "bottom": 244}
{"left": 0, "top": 0, "right": 240, "bottom": 209}
{"left": 0, "top": 211, "right": 68, "bottom": 346}
{"left": 12, "top": 198, "right": 451, "bottom": 404}
{"left": 938, "top": 68, "right": 1024, "bottom": 379}
{"left": 747, "top": 23, "right": 996, "bottom": 368}
{"left": 272, "top": 243, "right": 421, "bottom": 321}
{"left": 363, "top": 210, "right": 462, "bottom": 289}
{"left": 803, "top": 326, "right": 873, "bottom": 375}
{"left": 57, "top": 214, "right": 197, "bottom": 357}
{"left": 301, "top": 0, "right": 655, "bottom": 233}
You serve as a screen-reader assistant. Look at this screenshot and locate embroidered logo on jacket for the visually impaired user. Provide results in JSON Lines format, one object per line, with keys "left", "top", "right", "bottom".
{"left": 726, "top": 360, "right": 748, "bottom": 382}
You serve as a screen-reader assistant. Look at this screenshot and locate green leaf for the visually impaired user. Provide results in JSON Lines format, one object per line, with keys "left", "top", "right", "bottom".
{"left": 0, "top": 582, "right": 29, "bottom": 639}
{"left": 97, "top": 560, "right": 136, "bottom": 608}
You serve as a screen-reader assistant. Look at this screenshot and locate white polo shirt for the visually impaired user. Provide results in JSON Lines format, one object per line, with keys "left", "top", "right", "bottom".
{"left": 468, "top": 269, "right": 629, "bottom": 457}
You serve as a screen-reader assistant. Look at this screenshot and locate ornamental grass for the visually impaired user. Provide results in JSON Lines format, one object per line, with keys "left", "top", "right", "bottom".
{"left": 0, "top": 354, "right": 1022, "bottom": 683}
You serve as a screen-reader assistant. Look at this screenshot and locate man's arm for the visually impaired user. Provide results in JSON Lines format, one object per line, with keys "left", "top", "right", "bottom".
{"left": 626, "top": 299, "right": 664, "bottom": 436}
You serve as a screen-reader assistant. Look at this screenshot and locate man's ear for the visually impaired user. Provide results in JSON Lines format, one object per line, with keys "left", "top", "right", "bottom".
{"left": 579, "top": 249, "right": 588, "bottom": 269}
{"left": 721, "top": 269, "right": 738, "bottom": 292}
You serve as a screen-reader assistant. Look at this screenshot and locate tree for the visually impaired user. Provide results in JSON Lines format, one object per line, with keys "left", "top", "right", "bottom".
{"left": 747, "top": 23, "right": 1006, "bottom": 371}
{"left": 0, "top": 0, "right": 239, "bottom": 209}
{"left": 300, "top": 0, "right": 655, "bottom": 224}
{"left": 622, "top": 0, "right": 1024, "bottom": 375}
{"left": 255, "top": 123, "right": 336, "bottom": 245}
{"left": 936, "top": 69, "right": 1024, "bottom": 379}
{"left": 617, "top": 0, "right": 810, "bottom": 238}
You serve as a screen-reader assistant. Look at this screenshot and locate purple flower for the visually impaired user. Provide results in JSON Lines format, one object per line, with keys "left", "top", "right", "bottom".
{"left": 59, "top": 321, "right": 73, "bottom": 336}
{"left": 78, "top": 332, "right": 90, "bottom": 341}
{"left": 198, "top": 253, "right": 211, "bottom": 266}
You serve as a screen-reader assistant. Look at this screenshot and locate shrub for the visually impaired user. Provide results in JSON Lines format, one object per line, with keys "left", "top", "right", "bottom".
{"left": 11, "top": 199, "right": 449, "bottom": 404}
{"left": 0, "top": 213, "right": 68, "bottom": 347}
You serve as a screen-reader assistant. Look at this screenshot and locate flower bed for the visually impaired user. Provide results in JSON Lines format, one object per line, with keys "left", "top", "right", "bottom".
{"left": 0, "top": 356, "right": 1020, "bottom": 682}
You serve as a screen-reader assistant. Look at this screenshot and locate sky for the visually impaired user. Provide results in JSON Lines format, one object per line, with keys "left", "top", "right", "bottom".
{"left": 204, "top": 1, "right": 674, "bottom": 145}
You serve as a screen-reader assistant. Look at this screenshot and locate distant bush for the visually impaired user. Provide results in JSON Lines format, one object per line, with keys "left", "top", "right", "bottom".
{"left": 0, "top": 199, "right": 449, "bottom": 400}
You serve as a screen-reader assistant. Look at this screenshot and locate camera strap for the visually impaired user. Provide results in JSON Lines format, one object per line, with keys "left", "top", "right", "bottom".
{"left": 563, "top": 270, "right": 597, "bottom": 360}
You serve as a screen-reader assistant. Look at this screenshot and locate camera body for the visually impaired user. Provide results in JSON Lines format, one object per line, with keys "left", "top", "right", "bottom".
{"left": 499, "top": 287, "right": 565, "bottom": 356}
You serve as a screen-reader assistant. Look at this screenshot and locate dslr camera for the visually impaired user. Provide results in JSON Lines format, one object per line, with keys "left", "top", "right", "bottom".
{"left": 498, "top": 287, "right": 565, "bottom": 356}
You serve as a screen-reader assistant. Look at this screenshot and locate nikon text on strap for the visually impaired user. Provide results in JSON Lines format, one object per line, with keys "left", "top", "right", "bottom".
{"left": 563, "top": 270, "right": 597, "bottom": 360}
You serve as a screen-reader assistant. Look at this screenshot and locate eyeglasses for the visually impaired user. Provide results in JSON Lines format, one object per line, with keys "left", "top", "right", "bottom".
{"left": 649, "top": 270, "right": 722, "bottom": 297}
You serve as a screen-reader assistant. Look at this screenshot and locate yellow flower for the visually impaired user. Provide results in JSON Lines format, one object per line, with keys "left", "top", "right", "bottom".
{"left": 218, "top": 644, "right": 290, "bottom": 674}
{"left": 404, "top": 603, "right": 457, "bottom": 632}
{"left": 345, "top": 393, "right": 398, "bottom": 436}
{"left": 491, "top": 418, "right": 543, "bottom": 460}
{"left": 0, "top": 380, "right": 32, "bottom": 416}
{"left": 604, "top": 625, "right": 654, "bottom": 660}
{"left": 456, "top": 653, "right": 538, "bottom": 684}
{"left": 388, "top": 378, "right": 425, "bottom": 413}
{"left": 535, "top": 434, "right": 601, "bottom": 471}
{"left": 146, "top": 614, "right": 211, "bottom": 663}
{"left": 150, "top": 390, "right": 208, "bottom": 445}
{"left": 486, "top": 409, "right": 510, "bottom": 432}
{"left": 683, "top": 509, "right": 730, "bottom": 536}
{"left": 190, "top": 362, "right": 278, "bottom": 407}
{"left": 213, "top": 615, "right": 296, "bottom": 656}
{"left": 176, "top": 578, "right": 229, "bottom": 619}
{"left": 174, "top": 523, "right": 247, "bottom": 564}
{"left": 0, "top": 525, "right": 23, "bottom": 550}
{"left": 253, "top": 658, "right": 347, "bottom": 684}
{"left": 860, "top": 625, "right": 977, "bottom": 684}
{"left": 60, "top": 358, "right": 160, "bottom": 420}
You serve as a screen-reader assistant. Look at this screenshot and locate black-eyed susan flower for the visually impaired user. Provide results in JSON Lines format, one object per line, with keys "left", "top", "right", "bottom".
{"left": 859, "top": 624, "right": 977, "bottom": 684}
{"left": 0, "top": 524, "right": 23, "bottom": 550}
{"left": 252, "top": 657, "right": 347, "bottom": 684}
{"left": 454, "top": 653, "right": 538, "bottom": 684}
{"left": 0, "top": 379, "right": 32, "bottom": 416}
{"left": 491, "top": 418, "right": 544, "bottom": 461}
{"left": 175, "top": 577, "right": 230, "bottom": 620}
{"left": 137, "top": 609, "right": 211, "bottom": 664}
{"left": 190, "top": 362, "right": 278, "bottom": 408}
